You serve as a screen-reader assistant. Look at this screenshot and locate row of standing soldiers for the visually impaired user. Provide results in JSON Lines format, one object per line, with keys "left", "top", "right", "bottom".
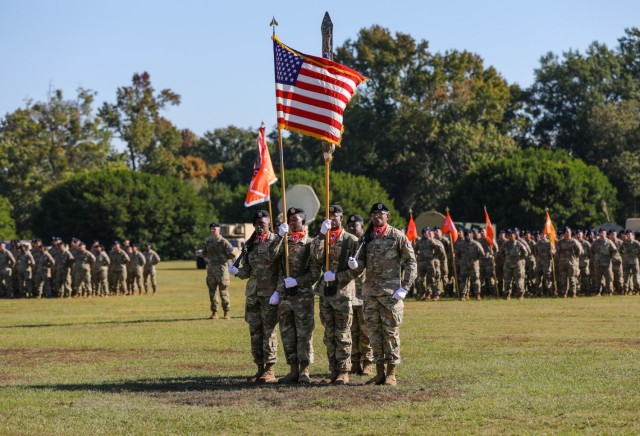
{"left": 0, "top": 238, "right": 161, "bottom": 299}
{"left": 414, "top": 226, "right": 640, "bottom": 300}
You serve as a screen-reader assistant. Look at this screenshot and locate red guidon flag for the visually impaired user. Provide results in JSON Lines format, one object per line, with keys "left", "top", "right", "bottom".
{"left": 244, "top": 123, "right": 278, "bottom": 207}
{"left": 484, "top": 208, "right": 495, "bottom": 248}
{"left": 406, "top": 213, "right": 418, "bottom": 243}
{"left": 272, "top": 35, "right": 367, "bottom": 146}
{"left": 442, "top": 210, "right": 458, "bottom": 244}
{"left": 543, "top": 210, "right": 557, "bottom": 247}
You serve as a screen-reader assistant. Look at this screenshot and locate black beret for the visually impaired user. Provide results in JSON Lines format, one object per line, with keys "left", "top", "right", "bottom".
{"left": 463, "top": 229, "right": 470, "bottom": 236}
{"left": 114, "top": 240, "right": 120, "bottom": 245}
{"left": 370, "top": 202, "right": 390, "bottom": 213}
{"left": 253, "top": 210, "right": 270, "bottom": 223}
{"left": 287, "top": 207, "right": 306, "bottom": 223}
{"left": 328, "top": 204, "right": 343, "bottom": 215}
{"left": 209, "top": 222, "right": 220, "bottom": 228}
{"left": 506, "top": 229, "right": 514, "bottom": 235}
{"left": 131, "top": 243, "right": 137, "bottom": 247}
{"left": 433, "top": 226, "right": 440, "bottom": 230}
{"left": 607, "top": 229, "right": 615, "bottom": 234}
{"left": 347, "top": 214, "right": 364, "bottom": 223}
{"left": 422, "top": 226, "right": 432, "bottom": 233}
{"left": 499, "top": 230, "right": 506, "bottom": 234}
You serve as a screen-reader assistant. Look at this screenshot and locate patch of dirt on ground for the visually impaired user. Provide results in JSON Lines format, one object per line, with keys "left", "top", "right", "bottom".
{"left": 0, "top": 347, "right": 157, "bottom": 366}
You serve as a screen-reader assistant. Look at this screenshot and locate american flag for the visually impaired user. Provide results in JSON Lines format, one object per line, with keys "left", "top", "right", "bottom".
{"left": 272, "top": 35, "right": 367, "bottom": 146}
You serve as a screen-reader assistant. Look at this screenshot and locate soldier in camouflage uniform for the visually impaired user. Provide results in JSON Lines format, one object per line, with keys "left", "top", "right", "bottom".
{"left": 143, "top": 243, "right": 161, "bottom": 294}
{"left": 0, "top": 242, "right": 16, "bottom": 298}
{"left": 414, "top": 227, "right": 447, "bottom": 301}
{"left": 349, "top": 202, "right": 417, "bottom": 386}
{"left": 55, "top": 243, "right": 75, "bottom": 298}
{"left": 456, "top": 230, "right": 485, "bottom": 300}
{"left": 556, "top": 227, "right": 583, "bottom": 298}
{"left": 309, "top": 205, "right": 362, "bottom": 385}
{"left": 73, "top": 242, "right": 96, "bottom": 297}
{"left": 109, "top": 241, "right": 130, "bottom": 296}
{"left": 92, "top": 245, "right": 110, "bottom": 297}
{"left": 608, "top": 230, "right": 624, "bottom": 294}
{"left": 229, "top": 210, "right": 281, "bottom": 384}
{"left": 478, "top": 227, "right": 497, "bottom": 297}
{"left": 502, "top": 229, "right": 528, "bottom": 300}
{"left": 574, "top": 230, "right": 592, "bottom": 295}
{"left": 16, "top": 244, "right": 35, "bottom": 298}
{"left": 619, "top": 230, "right": 640, "bottom": 295}
{"left": 523, "top": 231, "right": 537, "bottom": 295}
{"left": 202, "top": 223, "right": 236, "bottom": 319}
{"left": 128, "top": 244, "right": 146, "bottom": 295}
{"left": 346, "top": 214, "right": 374, "bottom": 376}
{"left": 590, "top": 229, "right": 617, "bottom": 296}
{"left": 272, "top": 207, "right": 319, "bottom": 384}
{"left": 9, "top": 241, "right": 21, "bottom": 296}
{"left": 34, "top": 245, "right": 55, "bottom": 298}
{"left": 434, "top": 226, "right": 453, "bottom": 297}
{"left": 494, "top": 230, "right": 508, "bottom": 296}
{"left": 534, "top": 233, "right": 555, "bottom": 297}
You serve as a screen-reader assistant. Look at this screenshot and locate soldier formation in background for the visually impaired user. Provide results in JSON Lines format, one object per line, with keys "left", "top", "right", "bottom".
{"left": 0, "top": 238, "right": 160, "bottom": 299}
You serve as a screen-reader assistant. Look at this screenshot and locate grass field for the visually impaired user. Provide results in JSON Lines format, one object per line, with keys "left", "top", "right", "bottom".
{"left": 1, "top": 260, "right": 639, "bottom": 435}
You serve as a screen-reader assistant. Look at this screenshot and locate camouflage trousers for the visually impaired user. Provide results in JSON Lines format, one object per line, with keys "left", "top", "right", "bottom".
{"left": 93, "top": 268, "right": 109, "bottom": 296}
{"left": 593, "top": 264, "right": 613, "bottom": 295}
{"left": 363, "top": 294, "right": 403, "bottom": 366}
{"left": 0, "top": 268, "right": 13, "bottom": 297}
{"left": 525, "top": 257, "right": 537, "bottom": 293}
{"left": 73, "top": 269, "right": 92, "bottom": 296}
{"left": 55, "top": 268, "right": 72, "bottom": 297}
{"left": 480, "top": 258, "right": 496, "bottom": 296}
{"left": 417, "top": 261, "right": 441, "bottom": 298}
{"left": 612, "top": 259, "right": 623, "bottom": 294}
{"left": 245, "top": 294, "right": 279, "bottom": 365}
{"left": 109, "top": 269, "right": 127, "bottom": 295}
{"left": 622, "top": 263, "right": 640, "bottom": 293}
{"left": 535, "top": 263, "right": 554, "bottom": 296}
{"left": 18, "top": 270, "right": 33, "bottom": 297}
{"left": 579, "top": 265, "right": 591, "bottom": 295}
{"left": 34, "top": 272, "right": 52, "bottom": 297}
{"left": 503, "top": 263, "right": 525, "bottom": 297}
{"left": 557, "top": 262, "right": 579, "bottom": 297}
{"left": 350, "top": 304, "right": 373, "bottom": 365}
{"left": 206, "top": 272, "right": 230, "bottom": 313}
{"left": 143, "top": 268, "right": 157, "bottom": 293}
{"left": 319, "top": 294, "right": 352, "bottom": 372}
{"left": 127, "top": 269, "right": 144, "bottom": 295}
{"left": 278, "top": 292, "right": 314, "bottom": 365}
{"left": 459, "top": 264, "right": 481, "bottom": 298}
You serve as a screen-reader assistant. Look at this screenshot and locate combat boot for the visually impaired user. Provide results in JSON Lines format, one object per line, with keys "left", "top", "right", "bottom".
{"left": 350, "top": 362, "right": 362, "bottom": 375}
{"left": 257, "top": 363, "right": 277, "bottom": 383}
{"left": 321, "top": 370, "right": 338, "bottom": 384}
{"left": 247, "top": 364, "right": 264, "bottom": 383}
{"left": 298, "top": 364, "right": 311, "bottom": 384}
{"left": 365, "top": 364, "right": 386, "bottom": 385}
{"left": 223, "top": 311, "right": 230, "bottom": 320}
{"left": 278, "top": 364, "right": 299, "bottom": 384}
{"left": 384, "top": 364, "right": 397, "bottom": 386}
{"left": 208, "top": 311, "right": 218, "bottom": 320}
{"left": 361, "top": 361, "right": 373, "bottom": 376}
{"left": 334, "top": 371, "right": 349, "bottom": 385}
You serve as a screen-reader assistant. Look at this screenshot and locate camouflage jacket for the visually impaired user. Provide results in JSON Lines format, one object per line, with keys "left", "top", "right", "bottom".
{"left": 17, "top": 251, "right": 35, "bottom": 273}
{"left": 75, "top": 250, "right": 96, "bottom": 271}
{"left": 590, "top": 238, "right": 617, "bottom": 267}
{"left": 93, "top": 252, "right": 111, "bottom": 272}
{"left": 35, "top": 251, "right": 55, "bottom": 276}
{"left": 620, "top": 239, "right": 640, "bottom": 266}
{"left": 502, "top": 240, "right": 527, "bottom": 268}
{"left": 129, "top": 251, "right": 146, "bottom": 272}
{"left": 0, "top": 250, "right": 16, "bottom": 271}
{"left": 415, "top": 237, "right": 446, "bottom": 265}
{"left": 143, "top": 249, "right": 161, "bottom": 271}
{"left": 456, "top": 239, "right": 484, "bottom": 268}
{"left": 203, "top": 236, "right": 235, "bottom": 276}
{"left": 535, "top": 240, "right": 554, "bottom": 266}
{"left": 273, "top": 233, "right": 317, "bottom": 295}
{"left": 556, "top": 238, "right": 583, "bottom": 266}
{"left": 109, "top": 248, "right": 130, "bottom": 272}
{"left": 576, "top": 239, "right": 591, "bottom": 269}
{"left": 309, "top": 229, "right": 362, "bottom": 298}
{"left": 236, "top": 231, "right": 281, "bottom": 297}
{"left": 55, "top": 250, "right": 74, "bottom": 273}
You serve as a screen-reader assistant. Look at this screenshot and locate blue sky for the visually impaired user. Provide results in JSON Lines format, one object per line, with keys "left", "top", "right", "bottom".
{"left": 1, "top": 0, "right": 638, "bottom": 137}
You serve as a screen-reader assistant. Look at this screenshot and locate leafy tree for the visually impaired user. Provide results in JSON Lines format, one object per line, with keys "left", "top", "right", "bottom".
{"left": 333, "top": 25, "right": 517, "bottom": 213}
{"left": 0, "top": 196, "right": 17, "bottom": 239}
{"left": 99, "top": 72, "right": 181, "bottom": 171}
{"left": 0, "top": 88, "right": 119, "bottom": 233}
{"left": 448, "top": 148, "right": 617, "bottom": 230}
{"left": 33, "top": 169, "right": 207, "bottom": 259}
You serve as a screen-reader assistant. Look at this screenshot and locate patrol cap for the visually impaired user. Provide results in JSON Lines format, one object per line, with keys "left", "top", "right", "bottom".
{"left": 209, "top": 222, "right": 220, "bottom": 229}
{"left": 328, "top": 205, "right": 343, "bottom": 215}
{"left": 252, "top": 210, "right": 270, "bottom": 223}
{"left": 347, "top": 214, "right": 364, "bottom": 223}
{"left": 370, "top": 202, "right": 390, "bottom": 213}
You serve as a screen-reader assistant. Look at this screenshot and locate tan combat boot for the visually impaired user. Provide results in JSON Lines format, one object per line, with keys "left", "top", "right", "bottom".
{"left": 365, "top": 364, "right": 386, "bottom": 385}
{"left": 334, "top": 371, "right": 349, "bottom": 385}
{"left": 298, "top": 364, "right": 311, "bottom": 384}
{"left": 278, "top": 364, "right": 299, "bottom": 384}
{"left": 321, "top": 370, "right": 338, "bottom": 384}
{"left": 258, "top": 363, "right": 277, "bottom": 383}
{"left": 361, "top": 361, "right": 373, "bottom": 376}
{"left": 384, "top": 364, "right": 397, "bottom": 386}
{"left": 247, "top": 364, "right": 264, "bottom": 383}
{"left": 208, "top": 311, "right": 218, "bottom": 320}
{"left": 223, "top": 311, "right": 230, "bottom": 320}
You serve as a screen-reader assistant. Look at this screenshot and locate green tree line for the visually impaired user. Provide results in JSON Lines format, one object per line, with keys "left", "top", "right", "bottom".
{"left": 2, "top": 25, "right": 639, "bottom": 256}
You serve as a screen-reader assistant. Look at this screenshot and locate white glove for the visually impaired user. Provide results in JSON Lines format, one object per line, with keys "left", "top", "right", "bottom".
{"left": 284, "top": 277, "right": 297, "bottom": 288}
{"left": 278, "top": 223, "right": 289, "bottom": 237}
{"left": 392, "top": 287, "right": 407, "bottom": 300}
{"left": 228, "top": 265, "right": 239, "bottom": 276}
{"left": 347, "top": 257, "right": 358, "bottom": 269}
{"left": 269, "top": 291, "right": 281, "bottom": 305}
{"left": 324, "top": 270, "right": 336, "bottom": 282}
{"left": 320, "top": 219, "right": 332, "bottom": 235}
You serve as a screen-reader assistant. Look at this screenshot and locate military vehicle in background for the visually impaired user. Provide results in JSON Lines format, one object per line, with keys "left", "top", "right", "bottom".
{"left": 195, "top": 223, "right": 253, "bottom": 269}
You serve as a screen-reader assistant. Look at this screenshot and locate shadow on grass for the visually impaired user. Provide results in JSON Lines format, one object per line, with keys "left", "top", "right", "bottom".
{"left": 0, "top": 317, "right": 206, "bottom": 329}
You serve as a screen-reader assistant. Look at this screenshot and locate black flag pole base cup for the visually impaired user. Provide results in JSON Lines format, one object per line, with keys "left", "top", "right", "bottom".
{"left": 323, "top": 282, "right": 338, "bottom": 297}
{"left": 285, "top": 286, "right": 299, "bottom": 297}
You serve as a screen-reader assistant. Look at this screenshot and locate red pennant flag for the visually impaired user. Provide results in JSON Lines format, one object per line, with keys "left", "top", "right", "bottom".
{"left": 543, "top": 210, "right": 556, "bottom": 247}
{"left": 244, "top": 124, "right": 278, "bottom": 207}
{"left": 484, "top": 208, "right": 495, "bottom": 248}
{"left": 406, "top": 213, "right": 418, "bottom": 243}
{"left": 442, "top": 210, "right": 458, "bottom": 244}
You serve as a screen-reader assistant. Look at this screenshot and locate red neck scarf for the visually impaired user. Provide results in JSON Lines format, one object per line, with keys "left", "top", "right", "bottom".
{"left": 329, "top": 228, "right": 343, "bottom": 244}
{"left": 373, "top": 225, "right": 387, "bottom": 238}
{"left": 255, "top": 233, "right": 267, "bottom": 244}
{"left": 290, "top": 231, "right": 306, "bottom": 243}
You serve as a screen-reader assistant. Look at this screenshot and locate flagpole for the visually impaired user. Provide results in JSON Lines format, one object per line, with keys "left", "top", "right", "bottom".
{"left": 321, "top": 12, "right": 334, "bottom": 273}
{"left": 446, "top": 207, "right": 460, "bottom": 299}
{"left": 278, "top": 128, "right": 289, "bottom": 276}
{"left": 267, "top": 200, "right": 274, "bottom": 233}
